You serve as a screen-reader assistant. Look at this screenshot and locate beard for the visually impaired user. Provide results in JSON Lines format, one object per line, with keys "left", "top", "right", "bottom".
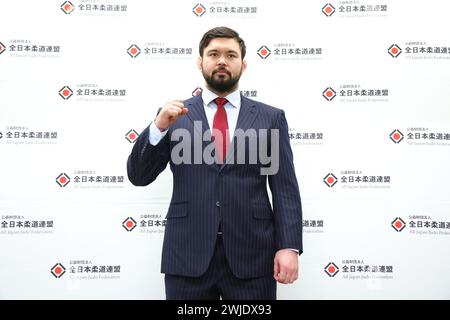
{"left": 202, "top": 66, "right": 242, "bottom": 93}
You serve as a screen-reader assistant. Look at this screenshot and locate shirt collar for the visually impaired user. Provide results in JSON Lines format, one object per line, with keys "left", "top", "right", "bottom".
{"left": 202, "top": 86, "right": 240, "bottom": 108}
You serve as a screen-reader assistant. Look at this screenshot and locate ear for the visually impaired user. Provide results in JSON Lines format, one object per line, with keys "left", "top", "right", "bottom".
{"left": 197, "top": 56, "right": 203, "bottom": 71}
{"left": 242, "top": 59, "right": 247, "bottom": 73}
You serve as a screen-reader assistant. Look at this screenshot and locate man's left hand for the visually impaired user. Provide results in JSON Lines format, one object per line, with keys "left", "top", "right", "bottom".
{"left": 273, "top": 249, "right": 299, "bottom": 284}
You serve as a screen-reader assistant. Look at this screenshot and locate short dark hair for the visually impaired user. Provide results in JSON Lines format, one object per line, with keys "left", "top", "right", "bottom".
{"left": 199, "top": 26, "right": 246, "bottom": 59}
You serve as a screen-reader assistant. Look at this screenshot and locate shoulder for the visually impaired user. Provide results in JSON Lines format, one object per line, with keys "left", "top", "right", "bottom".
{"left": 242, "top": 96, "right": 284, "bottom": 116}
{"left": 242, "top": 96, "right": 284, "bottom": 117}
{"left": 183, "top": 95, "right": 202, "bottom": 106}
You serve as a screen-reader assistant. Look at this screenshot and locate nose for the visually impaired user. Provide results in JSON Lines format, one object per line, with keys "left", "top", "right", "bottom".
{"left": 217, "top": 55, "right": 227, "bottom": 65}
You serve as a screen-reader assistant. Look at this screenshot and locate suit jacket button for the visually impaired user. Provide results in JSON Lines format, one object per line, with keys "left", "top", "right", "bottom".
{"left": 216, "top": 201, "right": 220, "bottom": 207}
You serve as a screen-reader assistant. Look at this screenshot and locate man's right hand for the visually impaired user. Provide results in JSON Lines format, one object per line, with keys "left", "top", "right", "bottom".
{"left": 154, "top": 99, "right": 189, "bottom": 132}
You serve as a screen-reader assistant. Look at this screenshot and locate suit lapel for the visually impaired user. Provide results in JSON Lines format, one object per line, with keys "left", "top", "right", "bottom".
{"left": 221, "top": 95, "right": 258, "bottom": 170}
{"left": 185, "top": 94, "right": 258, "bottom": 170}
{"left": 185, "top": 95, "right": 220, "bottom": 169}
{"left": 185, "top": 95, "right": 209, "bottom": 132}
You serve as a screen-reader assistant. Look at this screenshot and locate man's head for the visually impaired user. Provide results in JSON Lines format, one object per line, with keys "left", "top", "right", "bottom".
{"left": 198, "top": 27, "right": 247, "bottom": 95}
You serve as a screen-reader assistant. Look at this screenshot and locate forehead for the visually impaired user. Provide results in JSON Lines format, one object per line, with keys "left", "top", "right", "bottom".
{"left": 204, "top": 38, "right": 240, "bottom": 52}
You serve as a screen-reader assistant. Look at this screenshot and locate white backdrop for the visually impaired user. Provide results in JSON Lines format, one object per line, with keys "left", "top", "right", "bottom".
{"left": 1, "top": 0, "right": 450, "bottom": 299}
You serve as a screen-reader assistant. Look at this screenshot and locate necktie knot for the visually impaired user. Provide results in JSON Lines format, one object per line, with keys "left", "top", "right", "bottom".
{"left": 214, "top": 97, "right": 228, "bottom": 108}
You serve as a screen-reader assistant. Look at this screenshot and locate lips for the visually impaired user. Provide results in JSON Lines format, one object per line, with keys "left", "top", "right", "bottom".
{"left": 214, "top": 69, "right": 230, "bottom": 76}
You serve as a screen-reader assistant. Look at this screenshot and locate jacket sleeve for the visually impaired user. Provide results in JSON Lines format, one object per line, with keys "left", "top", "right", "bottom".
{"left": 268, "top": 110, "right": 303, "bottom": 254}
{"left": 127, "top": 124, "right": 170, "bottom": 186}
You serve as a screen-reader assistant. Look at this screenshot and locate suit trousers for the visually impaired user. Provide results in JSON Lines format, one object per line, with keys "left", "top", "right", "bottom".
{"left": 164, "top": 234, "right": 276, "bottom": 300}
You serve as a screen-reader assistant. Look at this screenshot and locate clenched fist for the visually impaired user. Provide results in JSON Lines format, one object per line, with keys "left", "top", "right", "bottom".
{"left": 154, "top": 99, "right": 189, "bottom": 131}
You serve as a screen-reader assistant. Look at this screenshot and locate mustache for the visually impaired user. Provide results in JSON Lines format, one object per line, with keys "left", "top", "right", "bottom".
{"left": 213, "top": 68, "right": 231, "bottom": 76}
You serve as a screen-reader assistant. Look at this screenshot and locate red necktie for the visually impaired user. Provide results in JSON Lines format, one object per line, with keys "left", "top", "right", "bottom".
{"left": 212, "top": 97, "right": 229, "bottom": 164}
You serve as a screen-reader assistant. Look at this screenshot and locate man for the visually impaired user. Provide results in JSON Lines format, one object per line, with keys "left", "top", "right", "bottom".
{"left": 127, "top": 27, "right": 303, "bottom": 300}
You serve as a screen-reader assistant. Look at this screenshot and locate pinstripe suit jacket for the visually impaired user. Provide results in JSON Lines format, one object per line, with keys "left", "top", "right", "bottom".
{"left": 127, "top": 94, "right": 302, "bottom": 279}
